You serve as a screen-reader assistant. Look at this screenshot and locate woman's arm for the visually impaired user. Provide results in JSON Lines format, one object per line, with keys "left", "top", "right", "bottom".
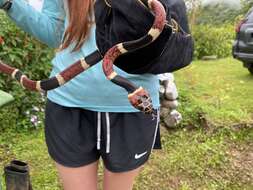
{"left": 6, "top": 0, "right": 66, "bottom": 48}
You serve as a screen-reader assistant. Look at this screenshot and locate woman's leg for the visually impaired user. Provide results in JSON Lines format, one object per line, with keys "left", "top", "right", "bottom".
{"left": 103, "top": 167, "right": 141, "bottom": 190}
{"left": 55, "top": 161, "right": 99, "bottom": 190}
{"left": 45, "top": 100, "right": 102, "bottom": 190}
{"left": 100, "top": 111, "right": 160, "bottom": 190}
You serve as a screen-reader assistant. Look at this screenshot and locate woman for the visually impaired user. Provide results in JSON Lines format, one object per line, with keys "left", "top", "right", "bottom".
{"left": 0, "top": 0, "right": 161, "bottom": 189}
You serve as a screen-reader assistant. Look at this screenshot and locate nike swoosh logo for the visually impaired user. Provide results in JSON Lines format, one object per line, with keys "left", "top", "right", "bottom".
{"left": 135, "top": 151, "right": 148, "bottom": 159}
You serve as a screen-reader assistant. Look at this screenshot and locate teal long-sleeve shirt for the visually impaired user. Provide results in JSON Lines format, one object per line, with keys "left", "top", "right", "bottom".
{"left": 6, "top": 0, "right": 160, "bottom": 112}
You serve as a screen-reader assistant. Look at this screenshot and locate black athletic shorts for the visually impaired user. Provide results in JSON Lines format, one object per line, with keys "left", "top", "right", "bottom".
{"left": 44, "top": 99, "right": 161, "bottom": 173}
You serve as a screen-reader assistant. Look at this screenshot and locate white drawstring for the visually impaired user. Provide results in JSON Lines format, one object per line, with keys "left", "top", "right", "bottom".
{"left": 97, "top": 112, "right": 111, "bottom": 154}
{"left": 97, "top": 112, "right": 101, "bottom": 150}
{"left": 105, "top": 112, "right": 111, "bottom": 154}
{"left": 151, "top": 108, "right": 160, "bottom": 151}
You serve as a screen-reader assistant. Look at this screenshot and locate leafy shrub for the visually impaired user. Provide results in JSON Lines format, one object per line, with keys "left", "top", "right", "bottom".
{"left": 192, "top": 24, "right": 235, "bottom": 59}
{"left": 0, "top": 11, "right": 54, "bottom": 129}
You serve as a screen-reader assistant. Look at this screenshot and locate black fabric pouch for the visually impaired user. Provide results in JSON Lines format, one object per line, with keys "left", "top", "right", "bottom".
{"left": 131, "top": 26, "right": 194, "bottom": 74}
{"left": 94, "top": 0, "right": 194, "bottom": 74}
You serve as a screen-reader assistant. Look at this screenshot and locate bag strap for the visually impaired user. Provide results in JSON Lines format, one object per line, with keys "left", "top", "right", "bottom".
{"left": 104, "top": 0, "right": 112, "bottom": 7}
{"left": 104, "top": 0, "right": 147, "bottom": 9}
{"left": 102, "top": 0, "right": 189, "bottom": 36}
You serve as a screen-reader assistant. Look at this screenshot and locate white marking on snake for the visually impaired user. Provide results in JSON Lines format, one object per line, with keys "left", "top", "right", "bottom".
{"left": 108, "top": 72, "right": 117, "bottom": 80}
{"left": 117, "top": 43, "right": 128, "bottom": 54}
{"left": 148, "top": 28, "right": 160, "bottom": 40}
{"left": 148, "top": 0, "right": 152, "bottom": 9}
{"left": 128, "top": 87, "right": 144, "bottom": 98}
{"left": 80, "top": 58, "right": 90, "bottom": 70}
{"left": 11, "top": 69, "right": 19, "bottom": 79}
{"left": 56, "top": 74, "right": 66, "bottom": 86}
{"left": 20, "top": 75, "right": 27, "bottom": 89}
{"left": 36, "top": 81, "right": 42, "bottom": 92}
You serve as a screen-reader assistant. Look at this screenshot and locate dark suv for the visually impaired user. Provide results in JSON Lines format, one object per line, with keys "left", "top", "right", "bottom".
{"left": 233, "top": 8, "right": 253, "bottom": 74}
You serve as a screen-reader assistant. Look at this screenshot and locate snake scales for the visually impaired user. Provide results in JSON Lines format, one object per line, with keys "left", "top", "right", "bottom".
{"left": 0, "top": 0, "right": 166, "bottom": 114}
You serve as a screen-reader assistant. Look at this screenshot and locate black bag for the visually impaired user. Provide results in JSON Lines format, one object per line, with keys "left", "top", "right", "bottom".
{"left": 94, "top": 0, "right": 194, "bottom": 74}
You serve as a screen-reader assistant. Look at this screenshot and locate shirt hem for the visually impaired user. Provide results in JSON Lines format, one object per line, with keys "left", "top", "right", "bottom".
{"left": 47, "top": 97, "right": 160, "bottom": 113}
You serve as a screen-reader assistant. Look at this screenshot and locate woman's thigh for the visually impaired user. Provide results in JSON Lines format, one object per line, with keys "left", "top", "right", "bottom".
{"left": 55, "top": 161, "right": 99, "bottom": 190}
{"left": 103, "top": 167, "right": 141, "bottom": 190}
{"left": 44, "top": 100, "right": 101, "bottom": 189}
{"left": 99, "top": 110, "right": 160, "bottom": 189}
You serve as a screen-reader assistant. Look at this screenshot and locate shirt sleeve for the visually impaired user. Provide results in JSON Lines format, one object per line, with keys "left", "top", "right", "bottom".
{"left": 7, "top": 0, "right": 66, "bottom": 48}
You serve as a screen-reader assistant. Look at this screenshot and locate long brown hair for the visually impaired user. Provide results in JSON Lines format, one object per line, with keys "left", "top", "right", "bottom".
{"left": 61, "top": 0, "right": 94, "bottom": 51}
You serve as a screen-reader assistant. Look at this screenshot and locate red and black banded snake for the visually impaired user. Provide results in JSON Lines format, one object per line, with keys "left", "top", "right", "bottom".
{"left": 0, "top": 0, "right": 166, "bottom": 114}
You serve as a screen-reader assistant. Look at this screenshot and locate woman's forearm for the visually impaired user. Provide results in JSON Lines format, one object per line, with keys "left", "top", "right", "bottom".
{"left": 5, "top": 0, "right": 65, "bottom": 48}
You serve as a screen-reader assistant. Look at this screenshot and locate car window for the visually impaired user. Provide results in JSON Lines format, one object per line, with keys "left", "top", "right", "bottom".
{"left": 245, "top": 7, "right": 253, "bottom": 20}
{"left": 245, "top": 7, "right": 253, "bottom": 17}
{"left": 247, "top": 13, "right": 253, "bottom": 22}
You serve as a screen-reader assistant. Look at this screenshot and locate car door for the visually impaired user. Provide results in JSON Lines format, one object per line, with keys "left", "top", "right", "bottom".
{"left": 237, "top": 8, "right": 253, "bottom": 54}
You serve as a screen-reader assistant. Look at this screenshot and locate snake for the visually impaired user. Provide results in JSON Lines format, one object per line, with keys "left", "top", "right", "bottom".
{"left": 0, "top": 0, "right": 166, "bottom": 114}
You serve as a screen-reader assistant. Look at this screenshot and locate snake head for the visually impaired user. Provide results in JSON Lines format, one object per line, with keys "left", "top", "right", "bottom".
{"left": 128, "top": 87, "right": 155, "bottom": 114}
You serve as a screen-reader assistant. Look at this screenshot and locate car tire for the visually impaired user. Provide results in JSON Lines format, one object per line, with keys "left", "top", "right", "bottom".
{"left": 248, "top": 65, "right": 253, "bottom": 74}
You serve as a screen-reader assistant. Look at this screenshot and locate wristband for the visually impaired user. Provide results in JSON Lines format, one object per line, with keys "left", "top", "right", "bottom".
{"left": 1, "top": 0, "right": 12, "bottom": 11}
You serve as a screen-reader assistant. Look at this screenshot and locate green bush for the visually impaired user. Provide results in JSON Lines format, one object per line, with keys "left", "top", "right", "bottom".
{"left": 192, "top": 24, "right": 235, "bottom": 59}
{"left": 0, "top": 11, "right": 54, "bottom": 129}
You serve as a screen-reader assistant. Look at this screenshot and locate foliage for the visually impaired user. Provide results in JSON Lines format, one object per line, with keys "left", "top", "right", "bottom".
{"left": 241, "top": 0, "right": 253, "bottom": 15}
{"left": 196, "top": 3, "right": 241, "bottom": 25}
{"left": 192, "top": 24, "right": 235, "bottom": 59}
{"left": 185, "top": 0, "right": 240, "bottom": 27}
{"left": 184, "top": 1, "right": 238, "bottom": 59}
{"left": 0, "top": 11, "right": 54, "bottom": 129}
{"left": 185, "top": 0, "right": 202, "bottom": 27}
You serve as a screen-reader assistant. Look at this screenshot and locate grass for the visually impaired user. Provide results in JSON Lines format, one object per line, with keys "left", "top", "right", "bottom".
{"left": 175, "top": 57, "right": 253, "bottom": 126}
{"left": 0, "top": 57, "right": 253, "bottom": 190}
